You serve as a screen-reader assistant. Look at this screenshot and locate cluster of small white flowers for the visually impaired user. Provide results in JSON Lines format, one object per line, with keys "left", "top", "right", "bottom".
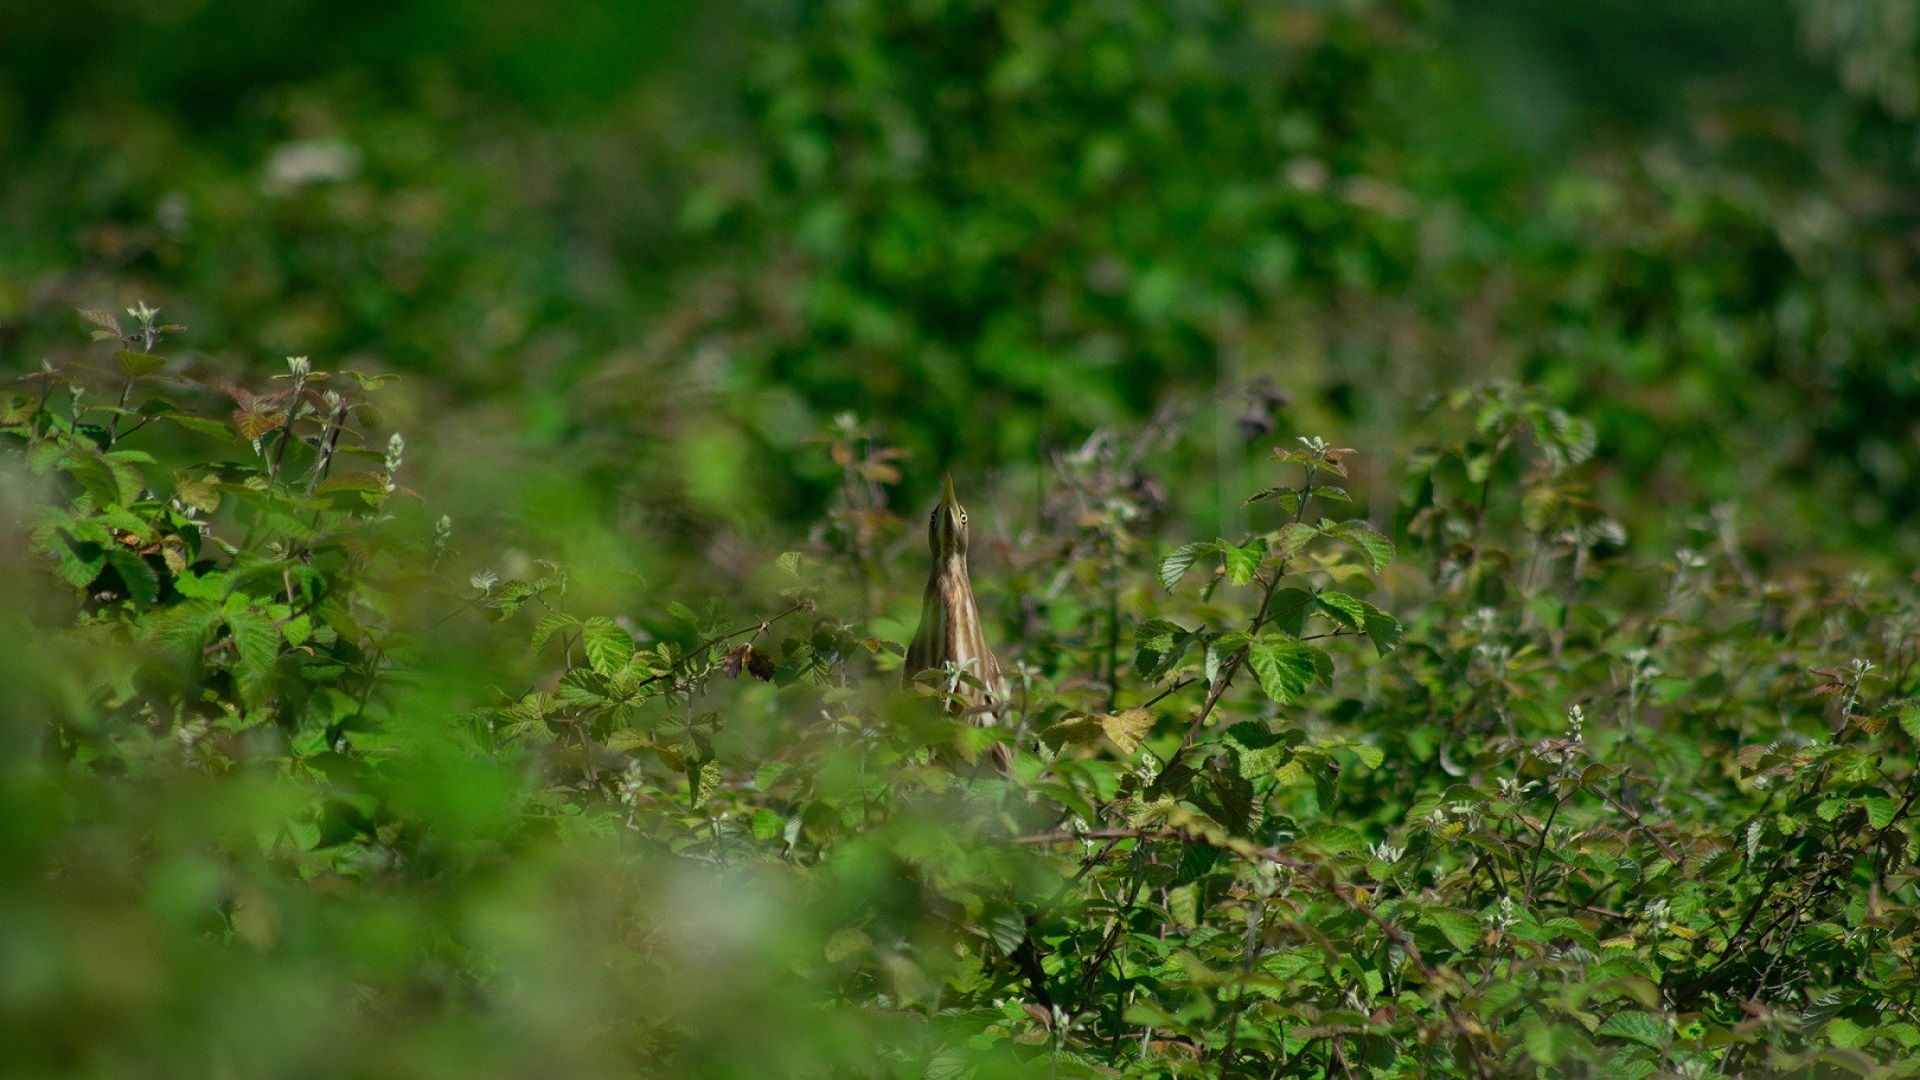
{"left": 1643, "top": 898, "right": 1672, "bottom": 935}
{"left": 1461, "top": 606, "right": 1501, "bottom": 637}
{"left": 1490, "top": 894, "right": 1520, "bottom": 931}
{"left": 384, "top": 432, "right": 405, "bottom": 493}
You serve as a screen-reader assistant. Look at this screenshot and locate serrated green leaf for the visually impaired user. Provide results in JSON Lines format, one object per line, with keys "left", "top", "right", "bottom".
{"left": 102, "top": 548, "right": 158, "bottom": 606}
{"left": 1263, "top": 587, "right": 1315, "bottom": 637}
{"left": 1597, "top": 1009, "right": 1667, "bottom": 1049}
{"left": 64, "top": 454, "right": 124, "bottom": 509}
{"left": 115, "top": 350, "right": 166, "bottom": 377}
{"left": 1347, "top": 742, "right": 1384, "bottom": 769}
{"left": 1315, "top": 590, "right": 1367, "bottom": 630}
{"left": 1523, "top": 1021, "right": 1574, "bottom": 1065}
{"left": 53, "top": 537, "right": 105, "bottom": 588}
{"left": 145, "top": 600, "right": 222, "bottom": 658}
{"left": 531, "top": 612, "right": 578, "bottom": 651}
{"left": 1223, "top": 721, "right": 1284, "bottom": 751}
{"left": 1825, "top": 1016, "right": 1872, "bottom": 1049}
{"left": 1307, "top": 825, "right": 1367, "bottom": 855}
{"left": 1224, "top": 539, "right": 1264, "bottom": 585}
{"left": 1134, "top": 617, "right": 1194, "bottom": 682}
{"left": 1159, "top": 541, "right": 1219, "bottom": 592}
{"left": 691, "top": 760, "right": 721, "bottom": 806}
{"left": 1167, "top": 883, "right": 1199, "bottom": 927}
{"left": 580, "top": 617, "right": 635, "bottom": 675}
{"left": 489, "top": 579, "right": 535, "bottom": 620}
{"left": 558, "top": 668, "right": 610, "bottom": 707}
{"left": 1245, "top": 635, "right": 1327, "bottom": 705}
{"left": 160, "top": 413, "right": 233, "bottom": 439}
{"left": 1360, "top": 602, "right": 1403, "bottom": 655}
{"left": 1862, "top": 796, "right": 1899, "bottom": 830}
{"left": 1424, "top": 907, "right": 1483, "bottom": 951}
{"left": 175, "top": 570, "right": 232, "bottom": 600}
{"left": 1270, "top": 522, "right": 1320, "bottom": 559}
{"left": 1324, "top": 519, "right": 1395, "bottom": 572}
{"left": 224, "top": 608, "right": 281, "bottom": 704}
{"left": 981, "top": 902, "right": 1027, "bottom": 957}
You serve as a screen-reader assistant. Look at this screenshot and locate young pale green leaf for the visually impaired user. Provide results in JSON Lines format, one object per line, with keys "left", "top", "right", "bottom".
{"left": 530, "top": 612, "right": 578, "bottom": 651}
{"left": 339, "top": 370, "right": 401, "bottom": 390}
{"left": 1270, "top": 522, "right": 1320, "bottom": 559}
{"left": 1223, "top": 539, "right": 1264, "bottom": 586}
{"left": 557, "top": 669, "right": 610, "bottom": 708}
{"left": 580, "top": 616, "right": 635, "bottom": 675}
{"left": 1159, "top": 540, "right": 1220, "bottom": 592}
{"left": 1344, "top": 741, "right": 1385, "bottom": 769}
{"left": 1246, "top": 635, "right": 1327, "bottom": 705}
{"left": 1324, "top": 519, "right": 1395, "bottom": 572}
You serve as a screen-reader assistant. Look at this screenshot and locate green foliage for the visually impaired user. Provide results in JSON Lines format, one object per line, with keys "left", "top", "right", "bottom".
{"left": 12, "top": 1, "right": 1920, "bottom": 1076}
{"left": 9, "top": 312, "right": 1920, "bottom": 1077}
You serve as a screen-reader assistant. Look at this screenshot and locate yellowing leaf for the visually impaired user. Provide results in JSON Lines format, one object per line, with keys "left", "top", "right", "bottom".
{"left": 1099, "top": 709, "right": 1155, "bottom": 755}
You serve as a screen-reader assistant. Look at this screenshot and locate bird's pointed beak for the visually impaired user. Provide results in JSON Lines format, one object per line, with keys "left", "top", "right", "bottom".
{"left": 940, "top": 473, "right": 959, "bottom": 510}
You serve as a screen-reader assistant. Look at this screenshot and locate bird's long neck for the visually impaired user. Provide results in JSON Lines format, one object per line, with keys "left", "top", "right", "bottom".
{"left": 924, "top": 554, "right": 976, "bottom": 640}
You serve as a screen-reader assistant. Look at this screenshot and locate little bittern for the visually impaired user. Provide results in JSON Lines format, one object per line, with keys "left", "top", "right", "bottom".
{"left": 905, "top": 476, "right": 1010, "bottom": 765}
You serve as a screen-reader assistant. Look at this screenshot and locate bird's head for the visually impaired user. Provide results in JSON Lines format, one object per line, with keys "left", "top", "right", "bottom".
{"left": 929, "top": 474, "right": 970, "bottom": 560}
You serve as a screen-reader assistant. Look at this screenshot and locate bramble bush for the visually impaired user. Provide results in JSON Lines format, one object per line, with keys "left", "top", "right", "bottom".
{"left": 5, "top": 310, "right": 1919, "bottom": 1077}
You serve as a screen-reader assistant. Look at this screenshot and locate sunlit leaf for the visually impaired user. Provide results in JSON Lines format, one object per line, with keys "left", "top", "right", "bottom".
{"left": 1159, "top": 540, "right": 1220, "bottom": 592}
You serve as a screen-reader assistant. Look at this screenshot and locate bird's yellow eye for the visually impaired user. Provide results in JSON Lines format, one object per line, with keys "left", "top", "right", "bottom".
{"left": 960, "top": 512, "right": 967, "bottom": 524}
